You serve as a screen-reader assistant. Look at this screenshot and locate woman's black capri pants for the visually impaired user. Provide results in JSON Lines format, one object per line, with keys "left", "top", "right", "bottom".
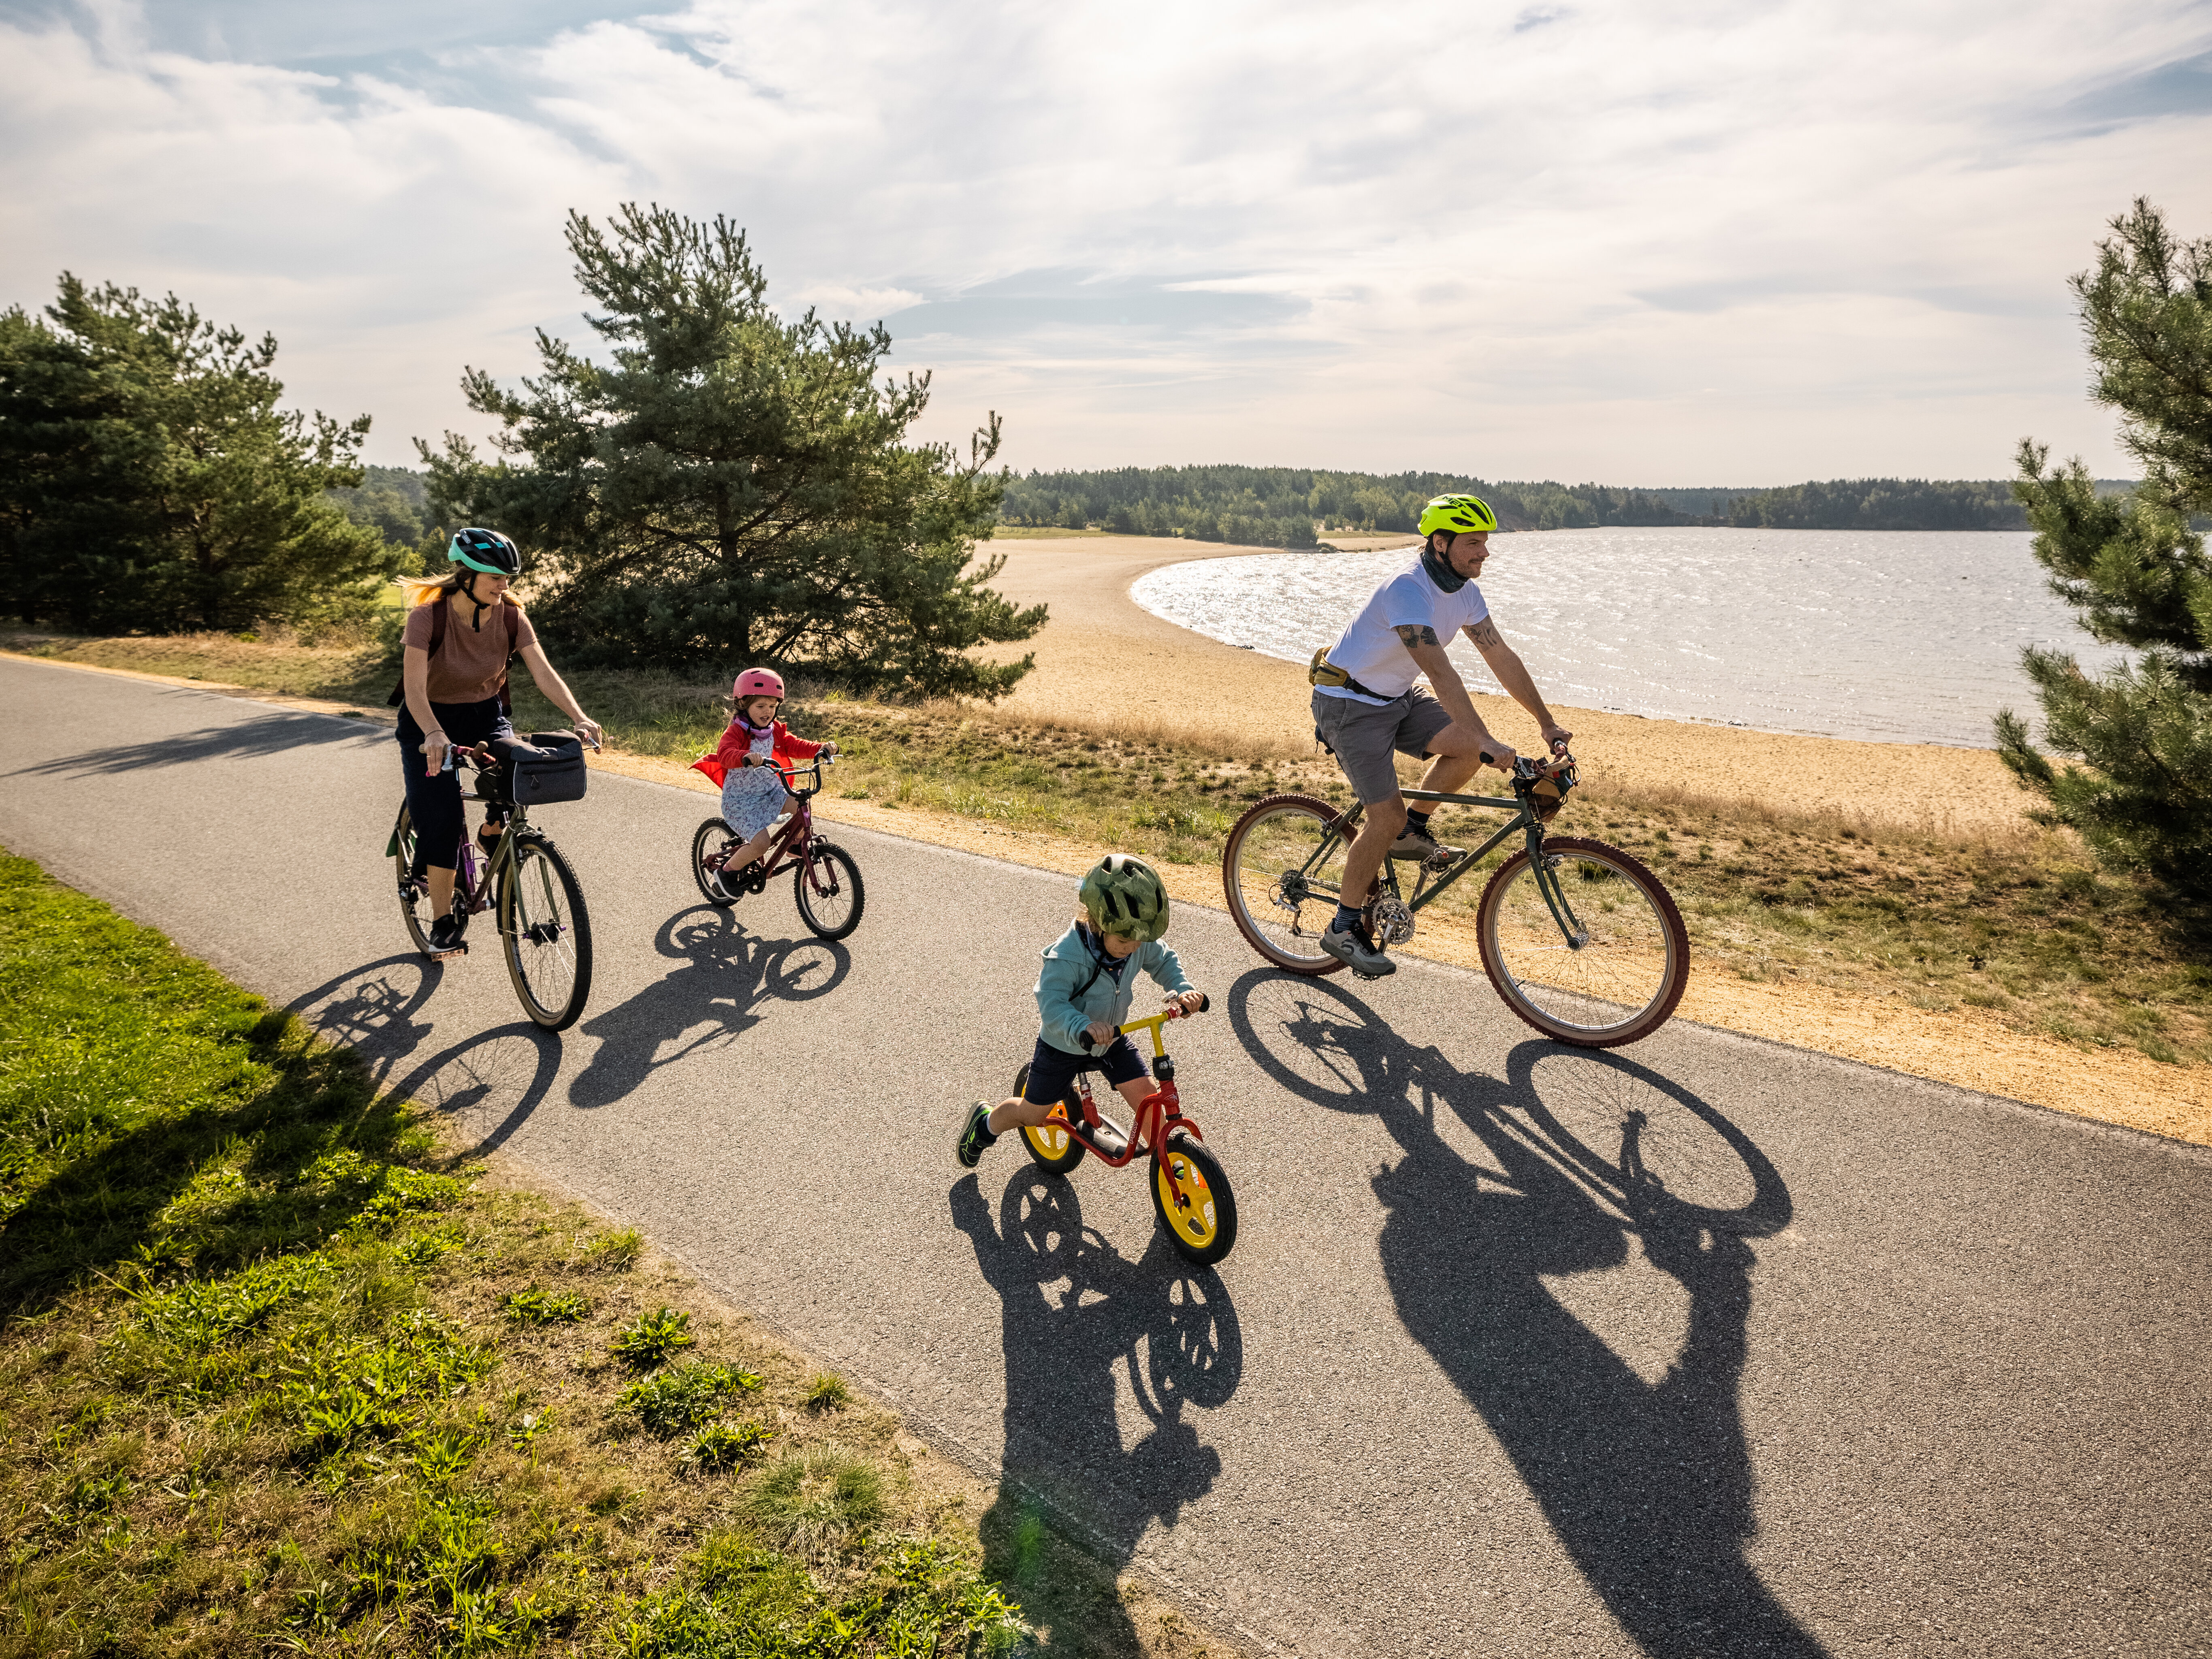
{"left": 396, "top": 697, "right": 518, "bottom": 873}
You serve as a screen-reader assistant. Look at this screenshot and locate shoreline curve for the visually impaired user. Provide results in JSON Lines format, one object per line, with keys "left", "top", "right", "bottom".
{"left": 977, "top": 533, "right": 2033, "bottom": 840}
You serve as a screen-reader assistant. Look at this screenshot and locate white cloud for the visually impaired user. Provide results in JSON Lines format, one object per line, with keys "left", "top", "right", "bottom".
{"left": 2, "top": 0, "right": 2206, "bottom": 479}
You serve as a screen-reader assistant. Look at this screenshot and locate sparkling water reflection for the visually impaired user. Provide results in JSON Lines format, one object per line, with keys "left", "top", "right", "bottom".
{"left": 1130, "top": 527, "right": 2126, "bottom": 748}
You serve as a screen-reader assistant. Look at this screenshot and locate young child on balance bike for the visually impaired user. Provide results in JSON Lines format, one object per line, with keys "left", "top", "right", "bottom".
{"left": 958, "top": 855, "right": 1205, "bottom": 1167}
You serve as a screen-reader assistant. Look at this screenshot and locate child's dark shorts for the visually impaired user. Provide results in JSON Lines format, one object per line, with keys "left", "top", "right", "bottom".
{"left": 1022, "top": 1034, "right": 1149, "bottom": 1105}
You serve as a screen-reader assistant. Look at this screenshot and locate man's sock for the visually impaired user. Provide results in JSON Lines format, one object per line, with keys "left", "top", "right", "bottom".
{"left": 1332, "top": 902, "right": 1365, "bottom": 933}
{"left": 1404, "top": 807, "right": 1434, "bottom": 836}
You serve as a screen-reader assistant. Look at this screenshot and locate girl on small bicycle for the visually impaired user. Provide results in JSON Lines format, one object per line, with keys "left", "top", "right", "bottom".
{"left": 958, "top": 856, "right": 1204, "bottom": 1168}
{"left": 703, "top": 668, "right": 836, "bottom": 894}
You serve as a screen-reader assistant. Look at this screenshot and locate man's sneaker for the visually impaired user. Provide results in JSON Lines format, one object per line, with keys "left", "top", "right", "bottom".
{"left": 1320, "top": 921, "right": 1396, "bottom": 978}
{"left": 956, "top": 1102, "right": 998, "bottom": 1169}
{"left": 1389, "top": 824, "right": 1461, "bottom": 867}
{"left": 427, "top": 914, "right": 468, "bottom": 958}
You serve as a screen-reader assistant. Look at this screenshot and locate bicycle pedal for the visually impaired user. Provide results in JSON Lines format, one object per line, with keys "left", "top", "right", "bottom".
{"left": 427, "top": 943, "right": 469, "bottom": 962}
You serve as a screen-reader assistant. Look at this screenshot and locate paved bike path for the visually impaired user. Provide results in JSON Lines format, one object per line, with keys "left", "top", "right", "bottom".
{"left": 4, "top": 655, "right": 2208, "bottom": 1658}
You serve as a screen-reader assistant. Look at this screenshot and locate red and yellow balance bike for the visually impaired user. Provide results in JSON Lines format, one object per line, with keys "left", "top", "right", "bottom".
{"left": 1012, "top": 1000, "right": 1238, "bottom": 1268}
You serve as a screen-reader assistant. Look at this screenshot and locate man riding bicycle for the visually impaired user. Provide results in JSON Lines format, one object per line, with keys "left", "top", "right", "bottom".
{"left": 1309, "top": 493, "right": 1572, "bottom": 977}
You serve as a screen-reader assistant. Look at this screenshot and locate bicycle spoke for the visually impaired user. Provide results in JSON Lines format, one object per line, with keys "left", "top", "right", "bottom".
{"left": 1224, "top": 795, "right": 1354, "bottom": 974}
{"left": 502, "top": 837, "right": 592, "bottom": 1028}
{"left": 1478, "top": 839, "right": 1687, "bottom": 1047}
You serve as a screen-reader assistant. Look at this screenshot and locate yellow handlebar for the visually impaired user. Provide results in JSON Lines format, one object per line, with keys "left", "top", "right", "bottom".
{"left": 1114, "top": 999, "right": 1204, "bottom": 1057}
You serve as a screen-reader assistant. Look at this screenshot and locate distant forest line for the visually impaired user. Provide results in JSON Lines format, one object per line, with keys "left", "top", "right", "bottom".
{"left": 996, "top": 466, "right": 2142, "bottom": 547}
{"left": 329, "top": 462, "right": 2141, "bottom": 554}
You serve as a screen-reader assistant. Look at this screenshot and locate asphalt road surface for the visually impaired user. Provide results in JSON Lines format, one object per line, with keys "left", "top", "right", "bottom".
{"left": 5, "top": 655, "right": 2208, "bottom": 1658}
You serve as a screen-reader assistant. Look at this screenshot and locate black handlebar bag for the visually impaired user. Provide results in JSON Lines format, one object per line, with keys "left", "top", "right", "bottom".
{"left": 505, "top": 731, "right": 589, "bottom": 807}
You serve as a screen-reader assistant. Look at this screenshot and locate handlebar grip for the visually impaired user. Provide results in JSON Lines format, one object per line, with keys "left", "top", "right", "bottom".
{"left": 1191, "top": 992, "right": 1209, "bottom": 1014}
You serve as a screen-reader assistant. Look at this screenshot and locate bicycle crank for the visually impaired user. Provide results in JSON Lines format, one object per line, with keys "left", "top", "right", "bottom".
{"left": 1371, "top": 895, "right": 1416, "bottom": 945}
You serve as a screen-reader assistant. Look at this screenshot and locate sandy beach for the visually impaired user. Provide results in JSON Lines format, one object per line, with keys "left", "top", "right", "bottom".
{"left": 977, "top": 533, "right": 2033, "bottom": 840}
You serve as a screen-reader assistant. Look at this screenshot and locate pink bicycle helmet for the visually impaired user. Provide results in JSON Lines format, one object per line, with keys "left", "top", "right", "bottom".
{"left": 733, "top": 667, "right": 785, "bottom": 701}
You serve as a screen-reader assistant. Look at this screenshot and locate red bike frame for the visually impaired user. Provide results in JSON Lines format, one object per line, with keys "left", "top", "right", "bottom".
{"left": 1037, "top": 1004, "right": 1212, "bottom": 1172}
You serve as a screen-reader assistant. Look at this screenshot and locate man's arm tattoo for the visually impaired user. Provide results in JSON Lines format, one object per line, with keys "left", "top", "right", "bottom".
{"left": 1393, "top": 623, "right": 1440, "bottom": 650}
{"left": 1466, "top": 618, "right": 1502, "bottom": 650}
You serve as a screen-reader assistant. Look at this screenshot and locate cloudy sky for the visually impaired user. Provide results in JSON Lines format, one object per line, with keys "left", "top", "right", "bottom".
{"left": 2, "top": 0, "right": 2206, "bottom": 483}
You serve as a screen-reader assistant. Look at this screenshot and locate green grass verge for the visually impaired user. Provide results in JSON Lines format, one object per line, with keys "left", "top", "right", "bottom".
{"left": 0, "top": 848, "right": 1043, "bottom": 1657}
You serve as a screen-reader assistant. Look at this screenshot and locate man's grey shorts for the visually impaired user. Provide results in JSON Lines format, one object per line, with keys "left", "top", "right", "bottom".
{"left": 1312, "top": 686, "right": 1455, "bottom": 805}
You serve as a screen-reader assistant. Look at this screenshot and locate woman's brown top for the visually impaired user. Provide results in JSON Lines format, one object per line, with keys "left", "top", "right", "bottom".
{"left": 403, "top": 595, "right": 538, "bottom": 705}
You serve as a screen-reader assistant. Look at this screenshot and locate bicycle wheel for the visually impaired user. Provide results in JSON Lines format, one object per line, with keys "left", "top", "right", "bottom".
{"left": 1012, "top": 1062, "right": 1086, "bottom": 1175}
{"left": 392, "top": 805, "right": 435, "bottom": 953}
{"left": 1151, "top": 1134, "right": 1236, "bottom": 1267}
{"left": 499, "top": 834, "right": 593, "bottom": 1030}
{"left": 794, "top": 841, "right": 865, "bottom": 940}
{"left": 1476, "top": 836, "right": 1687, "bottom": 1048}
{"left": 691, "top": 817, "right": 738, "bottom": 908}
{"left": 1222, "top": 793, "right": 1352, "bottom": 975}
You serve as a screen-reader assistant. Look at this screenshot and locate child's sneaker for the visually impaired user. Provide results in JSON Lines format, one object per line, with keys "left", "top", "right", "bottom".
{"left": 956, "top": 1102, "right": 998, "bottom": 1168}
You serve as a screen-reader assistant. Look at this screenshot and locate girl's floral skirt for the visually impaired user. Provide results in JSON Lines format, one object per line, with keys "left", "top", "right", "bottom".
{"left": 721, "top": 767, "right": 790, "bottom": 841}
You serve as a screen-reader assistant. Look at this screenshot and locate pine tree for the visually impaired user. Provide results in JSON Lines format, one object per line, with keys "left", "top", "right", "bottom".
{"left": 0, "top": 277, "right": 395, "bottom": 634}
{"left": 421, "top": 204, "right": 1043, "bottom": 697}
{"left": 1997, "top": 199, "right": 2212, "bottom": 924}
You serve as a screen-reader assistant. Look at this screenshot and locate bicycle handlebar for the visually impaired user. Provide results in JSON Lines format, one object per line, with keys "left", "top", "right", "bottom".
{"left": 1077, "top": 992, "right": 1209, "bottom": 1053}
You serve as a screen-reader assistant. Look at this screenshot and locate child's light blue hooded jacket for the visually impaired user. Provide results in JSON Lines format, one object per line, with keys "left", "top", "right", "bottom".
{"left": 1035, "top": 922, "right": 1192, "bottom": 1056}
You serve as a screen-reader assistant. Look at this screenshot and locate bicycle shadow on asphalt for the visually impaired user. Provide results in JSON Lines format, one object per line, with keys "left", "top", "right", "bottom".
{"left": 286, "top": 952, "right": 444, "bottom": 1087}
{"left": 1226, "top": 967, "right": 1824, "bottom": 1659}
{"left": 566, "top": 906, "right": 851, "bottom": 1110}
{"left": 379, "top": 1023, "right": 566, "bottom": 1161}
{"left": 951, "top": 1167, "right": 1239, "bottom": 1649}
{"left": 9, "top": 710, "right": 384, "bottom": 778}
{"left": 288, "top": 950, "right": 566, "bottom": 1159}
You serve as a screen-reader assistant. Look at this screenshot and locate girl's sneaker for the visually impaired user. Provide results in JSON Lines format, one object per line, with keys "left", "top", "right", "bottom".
{"left": 956, "top": 1102, "right": 998, "bottom": 1168}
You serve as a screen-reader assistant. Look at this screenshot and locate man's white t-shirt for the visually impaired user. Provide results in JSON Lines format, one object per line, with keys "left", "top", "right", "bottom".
{"left": 1316, "top": 557, "right": 1489, "bottom": 706}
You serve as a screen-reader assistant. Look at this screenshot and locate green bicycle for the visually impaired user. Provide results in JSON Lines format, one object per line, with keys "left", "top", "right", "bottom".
{"left": 390, "top": 740, "right": 595, "bottom": 1031}
{"left": 1221, "top": 754, "right": 1688, "bottom": 1048}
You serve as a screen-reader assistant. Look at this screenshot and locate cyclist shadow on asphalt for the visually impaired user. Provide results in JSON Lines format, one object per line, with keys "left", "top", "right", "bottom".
{"left": 1227, "top": 968, "right": 1825, "bottom": 1659}
{"left": 11, "top": 711, "right": 384, "bottom": 779}
{"left": 566, "top": 906, "right": 850, "bottom": 1111}
{"left": 950, "top": 1167, "right": 1240, "bottom": 1648}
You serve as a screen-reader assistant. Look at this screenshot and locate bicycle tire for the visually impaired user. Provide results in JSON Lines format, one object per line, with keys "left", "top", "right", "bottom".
{"left": 691, "top": 817, "right": 738, "bottom": 908}
{"left": 794, "top": 841, "right": 865, "bottom": 940}
{"left": 1012, "top": 1062, "right": 1086, "bottom": 1175}
{"left": 392, "top": 805, "right": 435, "bottom": 954}
{"left": 1151, "top": 1133, "right": 1237, "bottom": 1267}
{"left": 1222, "top": 793, "right": 1352, "bottom": 976}
{"left": 500, "top": 834, "right": 593, "bottom": 1030}
{"left": 1475, "top": 836, "right": 1687, "bottom": 1048}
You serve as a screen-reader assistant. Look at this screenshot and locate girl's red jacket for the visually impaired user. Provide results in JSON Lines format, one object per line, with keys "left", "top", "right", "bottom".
{"left": 690, "top": 717, "right": 824, "bottom": 787}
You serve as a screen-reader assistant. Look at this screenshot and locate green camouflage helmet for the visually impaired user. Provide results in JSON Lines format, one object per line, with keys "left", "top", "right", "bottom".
{"left": 1079, "top": 854, "right": 1170, "bottom": 943}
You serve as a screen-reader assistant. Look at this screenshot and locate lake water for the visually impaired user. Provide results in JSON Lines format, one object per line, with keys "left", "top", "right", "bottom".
{"left": 1129, "top": 527, "right": 2124, "bottom": 748}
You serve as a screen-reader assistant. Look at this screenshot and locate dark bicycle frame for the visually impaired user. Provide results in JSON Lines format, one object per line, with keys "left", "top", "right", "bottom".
{"left": 1286, "top": 770, "right": 1593, "bottom": 949}
{"left": 400, "top": 744, "right": 545, "bottom": 926}
{"left": 708, "top": 758, "right": 838, "bottom": 895}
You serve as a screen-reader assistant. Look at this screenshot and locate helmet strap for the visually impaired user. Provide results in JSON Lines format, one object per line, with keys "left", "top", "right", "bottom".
{"left": 456, "top": 570, "right": 490, "bottom": 631}
{"left": 1421, "top": 534, "right": 1468, "bottom": 593}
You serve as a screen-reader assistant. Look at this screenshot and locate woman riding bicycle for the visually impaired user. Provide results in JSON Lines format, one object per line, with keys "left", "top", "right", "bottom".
{"left": 395, "top": 528, "right": 603, "bottom": 957}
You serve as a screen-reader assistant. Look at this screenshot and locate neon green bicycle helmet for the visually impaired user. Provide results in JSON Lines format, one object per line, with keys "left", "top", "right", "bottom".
{"left": 1079, "top": 854, "right": 1170, "bottom": 943}
{"left": 1416, "top": 494, "right": 1499, "bottom": 539}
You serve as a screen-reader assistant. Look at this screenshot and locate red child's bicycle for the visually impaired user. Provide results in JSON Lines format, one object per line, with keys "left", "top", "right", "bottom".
{"left": 1012, "top": 1001, "right": 1238, "bottom": 1267}
{"left": 689, "top": 757, "right": 866, "bottom": 941}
